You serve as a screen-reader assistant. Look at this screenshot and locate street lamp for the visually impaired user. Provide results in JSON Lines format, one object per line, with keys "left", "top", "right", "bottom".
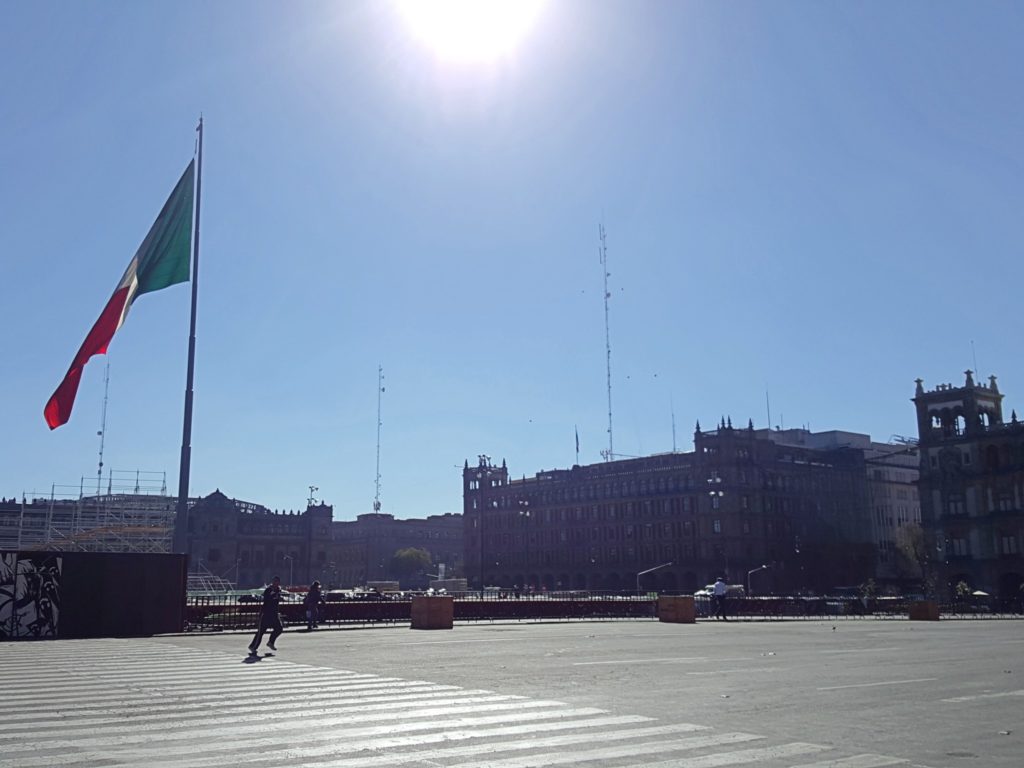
{"left": 477, "top": 511, "right": 485, "bottom": 597}
{"left": 747, "top": 564, "right": 770, "bottom": 595}
{"left": 283, "top": 554, "right": 294, "bottom": 587}
{"left": 636, "top": 561, "right": 674, "bottom": 595}
{"left": 518, "top": 499, "right": 531, "bottom": 588}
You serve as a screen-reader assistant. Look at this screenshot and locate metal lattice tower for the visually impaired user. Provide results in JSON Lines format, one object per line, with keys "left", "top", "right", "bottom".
{"left": 96, "top": 361, "right": 110, "bottom": 496}
{"left": 374, "top": 365, "right": 384, "bottom": 513}
{"left": 599, "top": 223, "right": 614, "bottom": 461}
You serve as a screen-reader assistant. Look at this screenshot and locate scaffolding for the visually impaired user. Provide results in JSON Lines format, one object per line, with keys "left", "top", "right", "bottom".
{"left": 1, "top": 470, "right": 178, "bottom": 554}
{"left": 186, "top": 561, "right": 236, "bottom": 594}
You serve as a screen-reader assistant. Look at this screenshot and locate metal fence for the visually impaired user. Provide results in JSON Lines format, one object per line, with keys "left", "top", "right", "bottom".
{"left": 185, "top": 591, "right": 654, "bottom": 631}
{"left": 184, "top": 591, "right": 1024, "bottom": 632}
{"left": 697, "top": 595, "right": 1024, "bottom": 620}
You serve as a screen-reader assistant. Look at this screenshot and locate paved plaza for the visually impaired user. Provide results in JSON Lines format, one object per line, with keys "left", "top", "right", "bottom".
{"left": 1, "top": 619, "right": 1021, "bottom": 767}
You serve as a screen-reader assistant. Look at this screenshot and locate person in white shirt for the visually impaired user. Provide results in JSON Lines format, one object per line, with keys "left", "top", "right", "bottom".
{"left": 712, "top": 576, "right": 729, "bottom": 621}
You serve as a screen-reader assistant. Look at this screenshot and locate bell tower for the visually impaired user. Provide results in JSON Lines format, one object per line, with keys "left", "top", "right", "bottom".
{"left": 913, "top": 371, "right": 1003, "bottom": 447}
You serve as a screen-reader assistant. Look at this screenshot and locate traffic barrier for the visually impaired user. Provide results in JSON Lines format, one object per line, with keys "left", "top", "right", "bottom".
{"left": 657, "top": 595, "right": 696, "bottom": 624}
{"left": 411, "top": 595, "right": 454, "bottom": 629}
{"left": 908, "top": 600, "right": 940, "bottom": 621}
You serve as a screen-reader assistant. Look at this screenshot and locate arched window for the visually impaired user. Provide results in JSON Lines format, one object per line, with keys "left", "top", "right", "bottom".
{"left": 986, "top": 445, "right": 1000, "bottom": 470}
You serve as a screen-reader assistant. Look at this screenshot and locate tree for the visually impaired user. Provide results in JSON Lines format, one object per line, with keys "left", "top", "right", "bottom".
{"left": 955, "top": 579, "right": 971, "bottom": 602}
{"left": 390, "top": 547, "right": 432, "bottom": 582}
{"left": 895, "top": 523, "right": 937, "bottom": 596}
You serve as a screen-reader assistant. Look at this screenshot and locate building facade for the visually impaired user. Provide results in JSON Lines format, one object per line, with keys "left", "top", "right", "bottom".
{"left": 463, "top": 421, "right": 879, "bottom": 595}
{"left": 186, "top": 491, "right": 463, "bottom": 589}
{"left": 914, "top": 372, "right": 1024, "bottom": 602}
{"left": 756, "top": 430, "right": 921, "bottom": 584}
{"left": 332, "top": 512, "right": 464, "bottom": 589}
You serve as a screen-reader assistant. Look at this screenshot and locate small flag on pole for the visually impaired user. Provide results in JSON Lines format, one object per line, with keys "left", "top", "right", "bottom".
{"left": 44, "top": 161, "right": 196, "bottom": 429}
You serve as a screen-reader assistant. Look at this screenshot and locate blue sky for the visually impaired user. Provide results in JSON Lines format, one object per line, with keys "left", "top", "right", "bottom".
{"left": 2, "top": 1, "right": 1022, "bottom": 520}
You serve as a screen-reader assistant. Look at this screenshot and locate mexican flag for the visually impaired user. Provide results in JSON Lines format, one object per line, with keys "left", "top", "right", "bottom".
{"left": 44, "top": 160, "right": 196, "bottom": 429}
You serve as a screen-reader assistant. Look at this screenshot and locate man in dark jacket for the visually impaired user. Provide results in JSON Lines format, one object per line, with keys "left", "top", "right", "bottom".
{"left": 304, "top": 580, "right": 324, "bottom": 631}
{"left": 248, "top": 575, "right": 283, "bottom": 655}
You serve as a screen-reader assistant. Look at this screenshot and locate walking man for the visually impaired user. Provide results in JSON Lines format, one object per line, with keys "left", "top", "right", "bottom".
{"left": 713, "top": 576, "right": 729, "bottom": 621}
{"left": 249, "top": 575, "right": 283, "bottom": 655}
{"left": 304, "top": 580, "right": 324, "bottom": 631}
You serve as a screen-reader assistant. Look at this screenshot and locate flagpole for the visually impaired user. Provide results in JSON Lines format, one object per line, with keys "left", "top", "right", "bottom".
{"left": 173, "top": 117, "right": 203, "bottom": 555}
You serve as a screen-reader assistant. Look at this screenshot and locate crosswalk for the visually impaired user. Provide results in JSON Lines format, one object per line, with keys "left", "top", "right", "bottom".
{"left": 0, "top": 640, "right": 912, "bottom": 768}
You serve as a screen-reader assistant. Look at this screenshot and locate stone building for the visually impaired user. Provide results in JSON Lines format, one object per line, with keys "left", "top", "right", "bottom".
{"left": 914, "top": 372, "right": 1024, "bottom": 602}
{"left": 185, "top": 490, "right": 334, "bottom": 587}
{"left": 757, "top": 430, "right": 920, "bottom": 584}
{"left": 463, "top": 421, "right": 878, "bottom": 595}
{"left": 185, "top": 491, "right": 463, "bottom": 589}
{"left": 332, "top": 512, "right": 464, "bottom": 589}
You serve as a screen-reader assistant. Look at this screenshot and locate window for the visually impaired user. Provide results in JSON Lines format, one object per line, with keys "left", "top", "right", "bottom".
{"left": 1001, "top": 536, "right": 1018, "bottom": 555}
{"left": 947, "top": 494, "right": 965, "bottom": 516}
{"left": 713, "top": 519, "right": 722, "bottom": 534}
{"left": 951, "top": 537, "right": 969, "bottom": 556}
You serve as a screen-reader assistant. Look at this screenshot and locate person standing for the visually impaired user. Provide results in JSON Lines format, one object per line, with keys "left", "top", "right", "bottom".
{"left": 713, "top": 576, "right": 729, "bottom": 621}
{"left": 304, "top": 580, "right": 324, "bottom": 631}
{"left": 249, "top": 575, "right": 283, "bottom": 654}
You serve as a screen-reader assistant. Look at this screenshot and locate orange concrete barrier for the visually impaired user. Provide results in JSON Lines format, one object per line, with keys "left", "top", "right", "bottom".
{"left": 410, "top": 595, "right": 454, "bottom": 629}
{"left": 658, "top": 595, "right": 696, "bottom": 624}
{"left": 908, "top": 600, "right": 940, "bottom": 621}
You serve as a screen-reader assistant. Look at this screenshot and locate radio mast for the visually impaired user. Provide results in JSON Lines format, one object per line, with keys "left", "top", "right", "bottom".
{"left": 96, "top": 361, "right": 110, "bottom": 496}
{"left": 600, "top": 224, "right": 614, "bottom": 461}
{"left": 374, "top": 365, "right": 384, "bottom": 512}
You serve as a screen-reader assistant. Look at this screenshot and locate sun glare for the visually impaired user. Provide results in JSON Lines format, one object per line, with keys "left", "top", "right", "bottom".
{"left": 396, "top": 0, "right": 547, "bottom": 62}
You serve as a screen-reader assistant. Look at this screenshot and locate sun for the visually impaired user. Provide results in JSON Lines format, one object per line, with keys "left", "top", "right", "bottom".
{"left": 395, "top": 0, "right": 547, "bottom": 62}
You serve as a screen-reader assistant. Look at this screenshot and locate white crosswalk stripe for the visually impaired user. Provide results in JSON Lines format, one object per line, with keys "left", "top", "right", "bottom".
{"left": 786, "top": 756, "right": 908, "bottom": 768}
{"left": 0, "top": 640, "right": 912, "bottom": 768}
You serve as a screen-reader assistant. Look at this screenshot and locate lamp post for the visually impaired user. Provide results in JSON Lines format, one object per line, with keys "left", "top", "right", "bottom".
{"left": 518, "top": 499, "right": 531, "bottom": 589}
{"left": 747, "top": 564, "right": 770, "bottom": 595}
{"left": 283, "top": 554, "right": 294, "bottom": 587}
{"left": 478, "top": 509, "right": 485, "bottom": 597}
{"left": 636, "top": 561, "right": 674, "bottom": 596}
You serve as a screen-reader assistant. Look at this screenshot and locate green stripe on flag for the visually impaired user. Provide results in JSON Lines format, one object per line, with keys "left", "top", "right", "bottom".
{"left": 136, "top": 159, "right": 195, "bottom": 296}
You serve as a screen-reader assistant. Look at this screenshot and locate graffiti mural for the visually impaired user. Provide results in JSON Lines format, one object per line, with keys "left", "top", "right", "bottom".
{"left": 0, "top": 553, "right": 62, "bottom": 639}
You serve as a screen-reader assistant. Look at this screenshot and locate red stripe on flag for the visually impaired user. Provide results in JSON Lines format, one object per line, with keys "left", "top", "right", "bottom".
{"left": 43, "top": 286, "right": 132, "bottom": 429}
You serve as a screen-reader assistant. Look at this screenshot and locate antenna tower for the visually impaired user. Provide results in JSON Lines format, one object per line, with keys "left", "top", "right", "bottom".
{"left": 600, "top": 223, "right": 614, "bottom": 461}
{"left": 670, "top": 394, "right": 677, "bottom": 452}
{"left": 97, "top": 361, "right": 110, "bottom": 496}
{"left": 374, "top": 365, "right": 384, "bottom": 512}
